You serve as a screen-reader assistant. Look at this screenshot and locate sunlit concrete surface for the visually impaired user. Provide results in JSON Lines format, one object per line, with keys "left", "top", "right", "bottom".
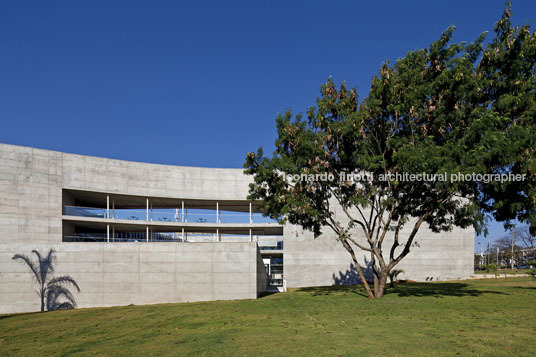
{"left": 0, "top": 143, "right": 473, "bottom": 313}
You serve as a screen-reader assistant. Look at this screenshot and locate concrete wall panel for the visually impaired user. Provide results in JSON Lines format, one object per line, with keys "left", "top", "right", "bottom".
{"left": 0, "top": 143, "right": 474, "bottom": 312}
{"left": 0, "top": 241, "right": 262, "bottom": 314}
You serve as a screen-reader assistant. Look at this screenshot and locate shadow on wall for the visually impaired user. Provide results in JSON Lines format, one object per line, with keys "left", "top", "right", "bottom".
{"left": 333, "top": 262, "right": 374, "bottom": 285}
{"left": 12, "top": 248, "right": 80, "bottom": 312}
{"left": 333, "top": 264, "right": 466, "bottom": 284}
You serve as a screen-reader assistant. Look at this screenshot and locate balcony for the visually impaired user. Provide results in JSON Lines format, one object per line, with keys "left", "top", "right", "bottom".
{"left": 63, "top": 205, "right": 277, "bottom": 224}
{"left": 62, "top": 189, "right": 283, "bottom": 243}
{"left": 63, "top": 232, "right": 280, "bottom": 243}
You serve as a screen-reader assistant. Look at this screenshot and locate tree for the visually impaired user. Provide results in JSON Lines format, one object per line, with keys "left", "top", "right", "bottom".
{"left": 12, "top": 249, "right": 80, "bottom": 312}
{"left": 388, "top": 269, "right": 404, "bottom": 288}
{"left": 491, "top": 225, "right": 535, "bottom": 267}
{"left": 516, "top": 226, "right": 535, "bottom": 253}
{"left": 475, "top": 4, "right": 536, "bottom": 235}
{"left": 244, "top": 4, "right": 535, "bottom": 298}
{"left": 492, "top": 236, "right": 517, "bottom": 267}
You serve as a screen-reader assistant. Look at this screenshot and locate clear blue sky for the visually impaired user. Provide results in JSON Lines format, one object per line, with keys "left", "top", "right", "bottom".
{"left": 1, "top": 1, "right": 534, "bottom": 246}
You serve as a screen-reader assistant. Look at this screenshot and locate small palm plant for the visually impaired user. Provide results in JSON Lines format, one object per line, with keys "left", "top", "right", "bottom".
{"left": 12, "top": 248, "right": 80, "bottom": 312}
{"left": 388, "top": 269, "right": 405, "bottom": 288}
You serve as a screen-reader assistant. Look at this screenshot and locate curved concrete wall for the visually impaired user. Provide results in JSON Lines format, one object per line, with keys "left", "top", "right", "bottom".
{"left": 0, "top": 143, "right": 267, "bottom": 313}
{"left": 0, "top": 143, "right": 474, "bottom": 314}
{"left": 62, "top": 150, "right": 252, "bottom": 202}
{"left": 0, "top": 143, "right": 253, "bottom": 244}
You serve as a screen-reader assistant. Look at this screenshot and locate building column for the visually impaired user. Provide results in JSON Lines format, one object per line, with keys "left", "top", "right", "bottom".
{"left": 249, "top": 228, "right": 252, "bottom": 242}
{"left": 146, "top": 198, "right": 149, "bottom": 221}
{"left": 249, "top": 202, "right": 252, "bottom": 224}
{"left": 216, "top": 202, "right": 219, "bottom": 223}
{"left": 106, "top": 195, "right": 110, "bottom": 219}
{"left": 107, "top": 224, "right": 110, "bottom": 242}
{"left": 181, "top": 201, "right": 185, "bottom": 222}
{"left": 146, "top": 226, "right": 149, "bottom": 242}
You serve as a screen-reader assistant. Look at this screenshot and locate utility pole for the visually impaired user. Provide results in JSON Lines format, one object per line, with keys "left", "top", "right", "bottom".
{"left": 487, "top": 241, "right": 490, "bottom": 265}
{"left": 511, "top": 229, "right": 515, "bottom": 269}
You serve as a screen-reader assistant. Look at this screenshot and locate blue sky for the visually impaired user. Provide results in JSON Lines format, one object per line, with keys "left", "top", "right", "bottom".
{"left": 0, "top": 1, "right": 534, "bottom": 246}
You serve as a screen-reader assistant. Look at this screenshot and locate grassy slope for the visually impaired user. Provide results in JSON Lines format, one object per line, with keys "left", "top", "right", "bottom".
{"left": 1, "top": 278, "right": 535, "bottom": 356}
{"left": 473, "top": 269, "right": 530, "bottom": 275}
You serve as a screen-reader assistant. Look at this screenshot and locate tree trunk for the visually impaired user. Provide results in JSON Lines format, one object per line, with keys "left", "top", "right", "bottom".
{"left": 351, "top": 255, "right": 374, "bottom": 299}
{"left": 341, "top": 238, "right": 374, "bottom": 299}
{"left": 373, "top": 270, "right": 381, "bottom": 297}
{"left": 374, "top": 272, "right": 389, "bottom": 298}
{"left": 372, "top": 255, "right": 380, "bottom": 297}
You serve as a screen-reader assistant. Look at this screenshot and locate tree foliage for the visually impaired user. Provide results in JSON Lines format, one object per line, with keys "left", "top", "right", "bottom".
{"left": 476, "top": 5, "right": 536, "bottom": 235}
{"left": 245, "top": 3, "right": 535, "bottom": 298}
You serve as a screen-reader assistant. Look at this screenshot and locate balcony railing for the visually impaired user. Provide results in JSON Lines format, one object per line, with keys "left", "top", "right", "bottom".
{"left": 63, "top": 233, "right": 282, "bottom": 243}
{"left": 258, "top": 241, "right": 283, "bottom": 250}
{"left": 63, "top": 205, "right": 277, "bottom": 224}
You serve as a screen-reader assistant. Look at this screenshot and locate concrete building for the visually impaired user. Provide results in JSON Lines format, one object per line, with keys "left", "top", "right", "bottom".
{"left": 0, "top": 143, "right": 474, "bottom": 313}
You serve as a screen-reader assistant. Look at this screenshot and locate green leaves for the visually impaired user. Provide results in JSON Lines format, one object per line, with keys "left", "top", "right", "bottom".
{"left": 244, "top": 3, "right": 535, "bottom": 240}
{"left": 475, "top": 2, "right": 536, "bottom": 232}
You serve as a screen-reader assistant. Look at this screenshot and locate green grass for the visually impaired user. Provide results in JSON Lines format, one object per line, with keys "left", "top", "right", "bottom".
{"left": 1, "top": 278, "right": 535, "bottom": 356}
{"left": 473, "top": 269, "right": 531, "bottom": 275}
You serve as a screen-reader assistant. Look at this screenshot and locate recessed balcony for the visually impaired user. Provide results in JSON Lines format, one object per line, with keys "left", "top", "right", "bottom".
{"left": 61, "top": 189, "right": 283, "bottom": 243}
{"left": 63, "top": 205, "right": 276, "bottom": 224}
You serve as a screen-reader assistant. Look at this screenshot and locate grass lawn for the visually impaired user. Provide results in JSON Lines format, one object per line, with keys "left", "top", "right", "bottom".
{"left": 1, "top": 278, "right": 535, "bottom": 356}
{"left": 473, "top": 269, "right": 532, "bottom": 275}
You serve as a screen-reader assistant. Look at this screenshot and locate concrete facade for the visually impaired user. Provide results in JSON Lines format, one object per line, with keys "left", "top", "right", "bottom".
{"left": 1, "top": 242, "right": 261, "bottom": 313}
{"left": 283, "top": 224, "right": 474, "bottom": 288}
{"left": 0, "top": 143, "right": 474, "bottom": 313}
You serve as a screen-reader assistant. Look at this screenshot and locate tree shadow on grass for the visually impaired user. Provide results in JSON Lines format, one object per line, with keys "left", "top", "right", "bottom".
{"left": 297, "top": 285, "right": 370, "bottom": 298}
{"left": 512, "top": 286, "right": 536, "bottom": 291}
{"left": 297, "top": 263, "right": 508, "bottom": 298}
{"left": 298, "top": 282, "right": 507, "bottom": 298}
{"left": 386, "top": 282, "right": 507, "bottom": 298}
